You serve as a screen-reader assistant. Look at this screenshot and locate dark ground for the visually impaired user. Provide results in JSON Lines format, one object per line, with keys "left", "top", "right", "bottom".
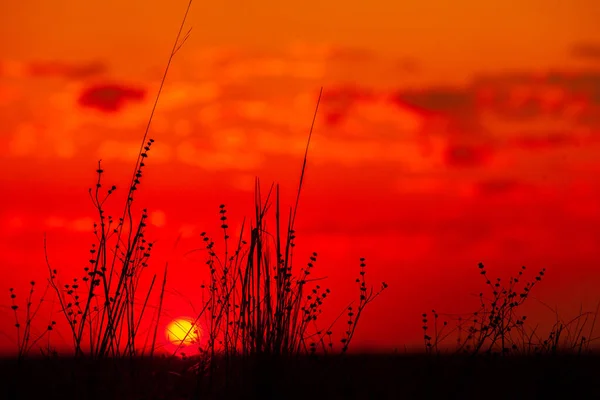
{"left": 2, "top": 353, "right": 600, "bottom": 399}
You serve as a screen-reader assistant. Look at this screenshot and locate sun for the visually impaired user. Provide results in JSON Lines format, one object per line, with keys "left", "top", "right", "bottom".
{"left": 165, "top": 317, "right": 202, "bottom": 347}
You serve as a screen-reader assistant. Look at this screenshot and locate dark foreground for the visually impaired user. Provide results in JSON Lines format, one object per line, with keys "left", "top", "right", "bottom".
{"left": 2, "top": 353, "right": 600, "bottom": 399}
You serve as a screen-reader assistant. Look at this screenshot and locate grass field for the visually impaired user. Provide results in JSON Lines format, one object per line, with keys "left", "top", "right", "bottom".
{"left": 4, "top": 353, "right": 600, "bottom": 399}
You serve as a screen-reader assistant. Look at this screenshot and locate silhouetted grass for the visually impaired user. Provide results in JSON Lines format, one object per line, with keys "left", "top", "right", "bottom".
{"left": 423, "top": 262, "right": 600, "bottom": 356}
{"left": 4, "top": 0, "right": 388, "bottom": 395}
{"left": 5, "top": 0, "right": 600, "bottom": 399}
{"left": 7, "top": 281, "right": 55, "bottom": 361}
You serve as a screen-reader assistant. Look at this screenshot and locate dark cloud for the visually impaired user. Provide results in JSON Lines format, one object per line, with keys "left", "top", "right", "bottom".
{"left": 510, "top": 132, "right": 576, "bottom": 151}
{"left": 443, "top": 143, "right": 493, "bottom": 168}
{"left": 395, "top": 58, "right": 420, "bottom": 74}
{"left": 324, "top": 110, "right": 345, "bottom": 126}
{"left": 474, "top": 178, "right": 527, "bottom": 197}
{"left": 472, "top": 71, "right": 533, "bottom": 87}
{"left": 573, "top": 73, "right": 600, "bottom": 103}
{"left": 488, "top": 100, "right": 545, "bottom": 120}
{"left": 27, "top": 60, "right": 107, "bottom": 79}
{"left": 547, "top": 71, "right": 600, "bottom": 101}
{"left": 577, "top": 112, "right": 600, "bottom": 126}
{"left": 571, "top": 42, "right": 600, "bottom": 61}
{"left": 321, "top": 85, "right": 375, "bottom": 127}
{"left": 473, "top": 69, "right": 600, "bottom": 105}
{"left": 77, "top": 83, "right": 146, "bottom": 113}
{"left": 393, "top": 87, "right": 474, "bottom": 115}
{"left": 322, "top": 85, "right": 375, "bottom": 104}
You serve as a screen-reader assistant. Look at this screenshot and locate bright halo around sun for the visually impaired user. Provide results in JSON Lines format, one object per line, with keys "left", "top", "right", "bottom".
{"left": 165, "top": 317, "right": 202, "bottom": 347}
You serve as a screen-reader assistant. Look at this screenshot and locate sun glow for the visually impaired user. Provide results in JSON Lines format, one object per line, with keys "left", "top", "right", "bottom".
{"left": 165, "top": 317, "right": 202, "bottom": 347}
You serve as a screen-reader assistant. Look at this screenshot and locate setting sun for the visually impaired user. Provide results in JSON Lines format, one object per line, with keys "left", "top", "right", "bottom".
{"left": 165, "top": 318, "right": 202, "bottom": 347}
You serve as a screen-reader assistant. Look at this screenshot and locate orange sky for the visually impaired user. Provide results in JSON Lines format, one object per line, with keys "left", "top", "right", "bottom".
{"left": 2, "top": 0, "right": 600, "bottom": 355}
{"left": 2, "top": 0, "right": 600, "bottom": 83}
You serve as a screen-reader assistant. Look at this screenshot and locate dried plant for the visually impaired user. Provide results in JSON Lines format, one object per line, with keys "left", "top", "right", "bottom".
{"left": 7, "top": 281, "right": 55, "bottom": 360}
{"left": 424, "top": 262, "right": 600, "bottom": 356}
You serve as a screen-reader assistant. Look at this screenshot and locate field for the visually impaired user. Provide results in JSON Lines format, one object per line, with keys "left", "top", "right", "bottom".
{"left": 4, "top": 353, "right": 600, "bottom": 399}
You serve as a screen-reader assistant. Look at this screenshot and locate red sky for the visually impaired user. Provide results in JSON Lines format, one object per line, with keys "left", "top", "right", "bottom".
{"left": 1, "top": 0, "right": 600, "bottom": 354}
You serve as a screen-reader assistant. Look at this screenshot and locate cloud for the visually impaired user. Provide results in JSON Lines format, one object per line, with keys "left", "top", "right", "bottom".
{"left": 156, "top": 82, "right": 220, "bottom": 111}
{"left": 7, "top": 45, "right": 600, "bottom": 181}
{"left": 509, "top": 131, "right": 577, "bottom": 150}
{"left": 0, "top": 59, "right": 28, "bottom": 78}
{"left": 97, "top": 140, "right": 173, "bottom": 163}
{"left": 479, "top": 111, "right": 582, "bottom": 139}
{"left": 473, "top": 178, "right": 528, "bottom": 197}
{"left": 77, "top": 82, "right": 146, "bottom": 113}
{"left": 0, "top": 59, "right": 108, "bottom": 79}
{"left": 395, "top": 58, "right": 420, "bottom": 74}
{"left": 571, "top": 42, "right": 600, "bottom": 61}
{"left": 4, "top": 216, "right": 24, "bottom": 231}
{"left": 0, "top": 83, "right": 20, "bottom": 106}
{"left": 394, "top": 87, "right": 474, "bottom": 115}
{"left": 149, "top": 210, "right": 167, "bottom": 227}
{"left": 8, "top": 124, "right": 37, "bottom": 156}
{"left": 70, "top": 217, "right": 95, "bottom": 232}
{"left": 27, "top": 60, "right": 107, "bottom": 79}
{"left": 473, "top": 69, "right": 600, "bottom": 108}
{"left": 209, "top": 50, "right": 326, "bottom": 81}
{"left": 176, "top": 140, "right": 264, "bottom": 170}
{"left": 44, "top": 216, "right": 94, "bottom": 232}
{"left": 178, "top": 224, "right": 197, "bottom": 239}
{"left": 319, "top": 85, "right": 375, "bottom": 127}
{"left": 320, "top": 88, "right": 426, "bottom": 138}
{"left": 443, "top": 143, "right": 494, "bottom": 168}
{"left": 8, "top": 122, "right": 83, "bottom": 159}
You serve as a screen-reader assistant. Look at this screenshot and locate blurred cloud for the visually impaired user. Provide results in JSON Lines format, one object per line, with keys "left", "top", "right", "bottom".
{"left": 44, "top": 216, "right": 94, "bottom": 232}
{"left": 70, "top": 217, "right": 95, "bottom": 232}
{"left": 509, "top": 131, "right": 578, "bottom": 150}
{"left": 9, "top": 124, "right": 37, "bottom": 156}
{"left": 149, "top": 210, "right": 167, "bottom": 228}
{"left": 6, "top": 216, "right": 24, "bottom": 230}
{"left": 0, "top": 59, "right": 107, "bottom": 79}
{"left": 77, "top": 82, "right": 146, "bottom": 113}
{"left": 474, "top": 178, "right": 529, "bottom": 197}
{"left": 571, "top": 42, "right": 600, "bottom": 60}
{"left": 176, "top": 140, "right": 264, "bottom": 171}
{"left": 27, "top": 60, "right": 107, "bottom": 79}
{"left": 0, "top": 83, "right": 20, "bottom": 106}
{"left": 443, "top": 143, "right": 494, "bottom": 168}
{"left": 395, "top": 87, "right": 474, "bottom": 115}
{"left": 178, "top": 224, "right": 197, "bottom": 239}
{"left": 3, "top": 44, "right": 600, "bottom": 182}
{"left": 98, "top": 140, "right": 173, "bottom": 163}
